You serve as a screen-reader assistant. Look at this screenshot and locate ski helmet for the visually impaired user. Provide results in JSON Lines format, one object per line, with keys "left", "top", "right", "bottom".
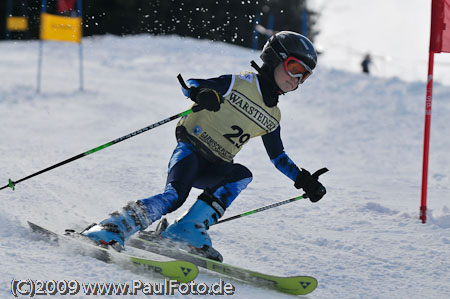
{"left": 260, "top": 31, "right": 317, "bottom": 70}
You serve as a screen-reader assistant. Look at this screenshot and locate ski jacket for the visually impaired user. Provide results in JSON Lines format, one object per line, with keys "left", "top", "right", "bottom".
{"left": 177, "top": 72, "right": 301, "bottom": 182}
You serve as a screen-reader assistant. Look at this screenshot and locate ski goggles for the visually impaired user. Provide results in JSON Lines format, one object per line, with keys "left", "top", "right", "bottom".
{"left": 283, "top": 56, "right": 312, "bottom": 83}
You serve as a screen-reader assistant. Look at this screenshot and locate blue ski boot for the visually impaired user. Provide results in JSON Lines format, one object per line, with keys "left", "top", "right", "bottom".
{"left": 161, "top": 190, "right": 225, "bottom": 262}
{"left": 81, "top": 201, "right": 151, "bottom": 249}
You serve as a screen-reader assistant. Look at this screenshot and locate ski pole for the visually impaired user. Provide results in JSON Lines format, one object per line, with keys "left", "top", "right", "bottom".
{"left": 214, "top": 168, "right": 328, "bottom": 225}
{"left": 1, "top": 107, "right": 200, "bottom": 191}
{"left": 214, "top": 195, "right": 306, "bottom": 225}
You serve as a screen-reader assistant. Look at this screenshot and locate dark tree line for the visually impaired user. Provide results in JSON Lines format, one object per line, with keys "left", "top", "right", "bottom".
{"left": 1, "top": 0, "right": 319, "bottom": 49}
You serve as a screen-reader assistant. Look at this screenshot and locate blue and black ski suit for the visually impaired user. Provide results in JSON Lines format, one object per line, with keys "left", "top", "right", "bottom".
{"left": 138, "top": 72, "right": 302, "bottom": 222}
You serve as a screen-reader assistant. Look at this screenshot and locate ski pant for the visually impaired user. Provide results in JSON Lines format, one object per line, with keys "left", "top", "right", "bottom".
{"left": 138, "top": 142, "right": 253, "bottom": 221}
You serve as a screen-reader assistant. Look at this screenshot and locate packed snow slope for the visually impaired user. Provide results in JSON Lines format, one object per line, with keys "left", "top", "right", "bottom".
{"left": 309, "top": 0, "right": 450, "bottom": 83}
{"left": 1, "top": 35, "right": 449, "bottom": 298}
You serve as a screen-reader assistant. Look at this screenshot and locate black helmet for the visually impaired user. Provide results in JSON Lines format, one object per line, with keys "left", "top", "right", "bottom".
{"left": 260, "top": 31, "right": 317, "bottom": 70}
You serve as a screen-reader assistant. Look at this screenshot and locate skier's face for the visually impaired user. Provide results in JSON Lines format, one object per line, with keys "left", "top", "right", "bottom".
{"left": 274, "top": 63, "right": 299, "bottom": 93}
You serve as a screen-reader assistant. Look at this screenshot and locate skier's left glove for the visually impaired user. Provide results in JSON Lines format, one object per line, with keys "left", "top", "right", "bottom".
{"left": 191, "top": 87, "right": 224, "bottom": 112}
{"left": 294, "top": 168, "right": 328, "bottom": 202}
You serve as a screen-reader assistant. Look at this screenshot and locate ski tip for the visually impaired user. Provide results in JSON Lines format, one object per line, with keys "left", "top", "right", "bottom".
{"left": 277, "top": 276, "right": 318, "bottom": 295}
{"left": 27, "top": 221, "right": 42, "bottom": 231}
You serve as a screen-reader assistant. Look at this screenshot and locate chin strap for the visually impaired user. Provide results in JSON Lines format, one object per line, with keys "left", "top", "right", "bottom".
{"left": 250, "top": 60, "right": 274, "bottom": 86}
{"left": 250, "top": 60, "right": 263, "bottom": 73}
{"left": 250, "top": 60, "right": 285, "bottom": 96}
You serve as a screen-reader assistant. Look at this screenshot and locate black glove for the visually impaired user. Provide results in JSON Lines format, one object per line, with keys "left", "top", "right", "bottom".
{"left": 294, "top": 167, "right": 328, "bottom": 202}
{"left": 191, "top": 87, "right": 224, "bottom": 112}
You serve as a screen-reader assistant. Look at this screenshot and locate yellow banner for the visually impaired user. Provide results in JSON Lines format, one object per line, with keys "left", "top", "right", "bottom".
{"left": 40, "top": 13, "right": 82, "bottom": 43}
{"left": 7, "top": 16, "right": 28, "bottom": 31}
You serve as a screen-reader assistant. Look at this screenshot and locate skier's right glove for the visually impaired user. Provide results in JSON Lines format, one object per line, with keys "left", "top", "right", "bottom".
{"left": 191, "top": 87, "right": 224, "bottom": 112}
{"left": 294, "top": 167, "right": 328, "bottom": 202}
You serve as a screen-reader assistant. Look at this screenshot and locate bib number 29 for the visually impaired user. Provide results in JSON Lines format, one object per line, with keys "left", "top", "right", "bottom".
{"left": 223, "top": 125, "right": 250, "bottom": 148}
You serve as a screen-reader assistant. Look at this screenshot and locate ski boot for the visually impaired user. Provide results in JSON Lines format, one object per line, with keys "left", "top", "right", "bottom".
{"left": 81, "top": 201, "right": 151, "bottom": 249}
{"left": 160, "top": 190, "right": 225, "bottom": 262}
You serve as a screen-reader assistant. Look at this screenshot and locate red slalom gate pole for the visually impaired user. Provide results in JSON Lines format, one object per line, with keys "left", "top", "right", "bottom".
{"left": 420, "top": 51, "right": 435, "bottom": 224}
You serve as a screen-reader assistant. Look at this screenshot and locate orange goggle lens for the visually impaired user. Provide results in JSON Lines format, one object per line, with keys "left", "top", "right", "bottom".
{"left": 283, "top": 57, "right": 312, "bottom": 83}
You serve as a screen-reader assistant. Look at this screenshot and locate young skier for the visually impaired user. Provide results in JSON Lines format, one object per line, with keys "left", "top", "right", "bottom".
{"left": 82, "top": 31, "right": 327, "bottom": 261}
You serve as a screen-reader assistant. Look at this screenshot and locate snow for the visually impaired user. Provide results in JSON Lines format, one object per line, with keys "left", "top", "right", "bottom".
{"left": 309, "top": 0, "right": 450, "bottom": 83}
{"left": 1, "top": 34, "right": 450, "bottom": 298}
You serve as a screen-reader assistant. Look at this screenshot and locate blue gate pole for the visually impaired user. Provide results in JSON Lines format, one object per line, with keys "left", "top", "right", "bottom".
{"left": 77, "top": 0, "right": 84, "bottom": 91}
{"left": 5, "top": 0, "right": 12, "bottom": 39}
{"left": 36, "top": 0, "right": 47, "bottom": 93}
{"left": 23, "top": 0, "right": 30, "bottom": 39}
{"left": 267, "top": 14, "right": 274, "bottom": 40}
{"left": 37, "top": 41, "right": 43, "bottom": 93}
{"left": 252, "top": 16, "right": 260, "bottom": 50}
{"left": 302, "top": 10, "right": 308, "bottom": 36}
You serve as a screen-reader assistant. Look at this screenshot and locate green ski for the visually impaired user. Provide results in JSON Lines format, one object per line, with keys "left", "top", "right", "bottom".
{"left": 28, "top": 222, "right": 198, "bottom": 283}
{"left": 129, "top": 233, "right": 317, "bottom": 295}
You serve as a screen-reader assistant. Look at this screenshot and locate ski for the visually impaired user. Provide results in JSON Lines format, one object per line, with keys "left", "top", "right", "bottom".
{"left": 27, "top": 222, "right": 198, "bottom": 283}
{"left": 128, "top": 232, "right": 317, "bottom": 295}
